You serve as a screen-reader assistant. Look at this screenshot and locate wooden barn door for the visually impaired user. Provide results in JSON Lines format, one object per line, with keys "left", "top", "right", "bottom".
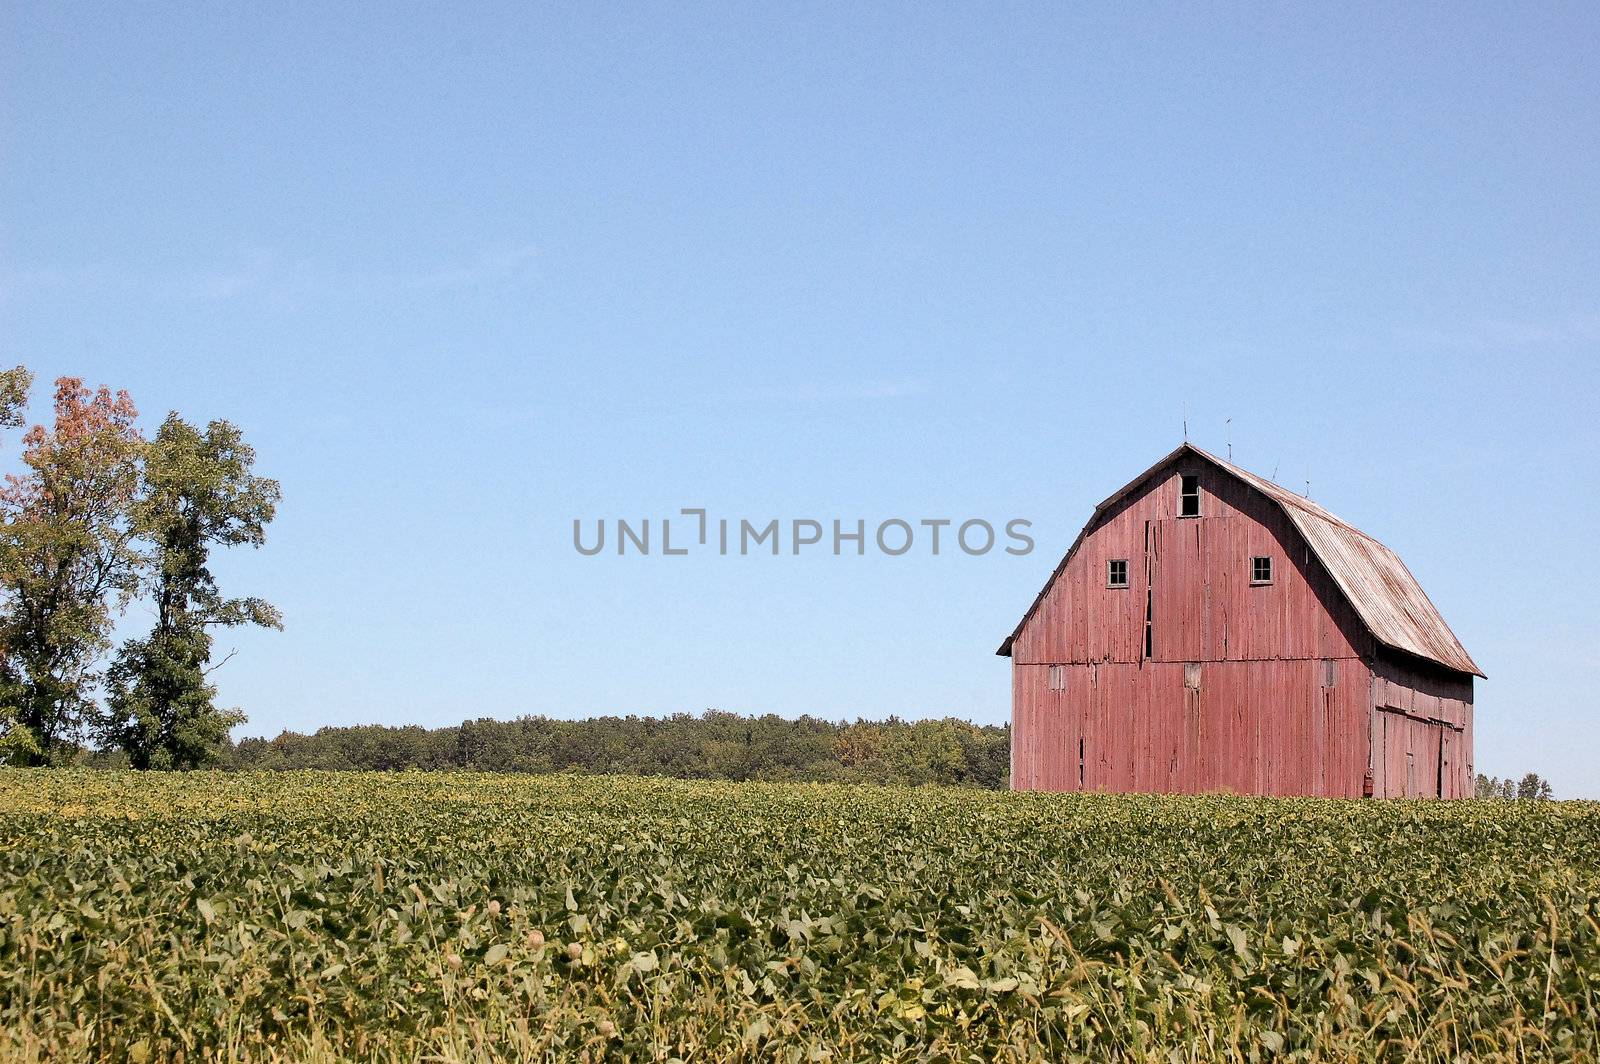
{"left": 1375, "top": 708, "right": 1462, "bottom": 798}
{"left": 1438, "top": 727, "right": 1462, "bottom": 799}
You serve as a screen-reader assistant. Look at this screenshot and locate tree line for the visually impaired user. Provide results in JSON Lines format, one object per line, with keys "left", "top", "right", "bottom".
{"left": 220, "top": 711, "right": 1013, "bottom": 789}
{"left": 1475, "top": 773, "right": 1555, "bottom": 800}
{"left": 0, "top": 366, "right": 279, "bottom": 768}
{"left": 211, "top": 719, "right": 1560, "bottom": 798}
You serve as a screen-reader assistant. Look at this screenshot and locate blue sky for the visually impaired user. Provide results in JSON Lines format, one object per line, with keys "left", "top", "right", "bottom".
{"left": 3, "top": 4, "right": 1597, "bottom": 794}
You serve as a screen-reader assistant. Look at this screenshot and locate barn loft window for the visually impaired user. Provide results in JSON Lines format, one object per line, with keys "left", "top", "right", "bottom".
{"left": 1179, "top": 474, "right": 1201, "bottom": 517}
{"left": 1107, "top": 559, "right": 1129, "bottom": 588}
{"left": 1250, "top": 556, "right": 1273, "bottom": 584}
{"left": 1048, "top": 665, "right": 1067, "bottom": 691}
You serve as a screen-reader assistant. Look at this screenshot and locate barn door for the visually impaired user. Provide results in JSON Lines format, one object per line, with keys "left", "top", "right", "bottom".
{"left": 1437, "top": 727, "right": 1462, "bottom": 798}
{"left": 1375, "top": 707, "right": 1462, "bottom": 799}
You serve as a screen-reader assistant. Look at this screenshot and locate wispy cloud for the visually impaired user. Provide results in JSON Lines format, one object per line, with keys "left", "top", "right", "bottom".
{"left": 399, "top": 245, "right": 539, "bottom": 292}
{"left": 0, "top": 244, "right": 541, "bottom": 306}
{"left": 182, "top": 270, "right": 263, "bottom": 301}
{"left": 718, "top": 379, "right": 931, "bottom": 403}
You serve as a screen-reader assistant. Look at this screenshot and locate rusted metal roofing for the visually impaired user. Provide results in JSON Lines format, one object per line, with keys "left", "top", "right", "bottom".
{"left": 998, "top": 443, "right": 1483, "bottom": 677}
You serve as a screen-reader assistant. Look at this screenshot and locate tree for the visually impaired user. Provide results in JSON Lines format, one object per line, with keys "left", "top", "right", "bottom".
{"left": 96, "top": 415, "right": 281, "bottom": 769}
{"left": 0, "top": 377, "right": 143, "bottom": 763}
{"left": 222, "top": 711, "right": 1018, "bottom": 786}
{"left": 1476, "top": 772, "right": 1555, "bottom": 800}
{"left": 0, "top": 366, "right": 34, "bottom": 763}
{"left": 0, "top": 366, "right": 30, "bottom": 429}
{"left": 1516, "top": 772, "right": 1554, "bottom": 801}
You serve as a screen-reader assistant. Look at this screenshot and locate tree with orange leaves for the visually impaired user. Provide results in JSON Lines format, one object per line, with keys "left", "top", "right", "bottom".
{"left": 0, "top": 374, "right": 144, "bottom": 763}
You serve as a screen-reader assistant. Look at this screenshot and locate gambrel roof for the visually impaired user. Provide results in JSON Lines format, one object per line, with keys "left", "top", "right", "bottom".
{"left": 997, "top": 443, "right": 1483, "bottom": 677}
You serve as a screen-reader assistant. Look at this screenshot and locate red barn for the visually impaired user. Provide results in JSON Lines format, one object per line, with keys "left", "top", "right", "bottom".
{"left": 999, "top": 444, "right": 1481, "bottom": 798}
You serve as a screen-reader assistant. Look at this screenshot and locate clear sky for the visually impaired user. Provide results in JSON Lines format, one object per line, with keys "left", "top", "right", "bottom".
{"left": 3, "top": 4, "right": 1597, "bottom": 795}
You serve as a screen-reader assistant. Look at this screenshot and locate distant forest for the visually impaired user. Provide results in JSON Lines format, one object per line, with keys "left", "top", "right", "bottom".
{"left": 221, "top": 711, "right": 1013, "bottom": 789}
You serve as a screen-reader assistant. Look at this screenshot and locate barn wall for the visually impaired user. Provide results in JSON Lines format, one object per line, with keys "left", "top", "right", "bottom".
{"left": 1010, "top": 455, "right": 1372, "bottom": 666}
{"left": 1007, "top": 454, "right": 1478, "bottom": 799}
{"left": 1011, "top": 658, "right": 1372, "bottom": 797}
{"left": 1367, "top": 651, "right": 1474, "bottom": 798}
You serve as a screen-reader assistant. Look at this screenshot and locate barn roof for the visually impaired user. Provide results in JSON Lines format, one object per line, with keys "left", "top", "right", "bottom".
{"left": 997, "top": 443, "right": 1483, "bottom": 677}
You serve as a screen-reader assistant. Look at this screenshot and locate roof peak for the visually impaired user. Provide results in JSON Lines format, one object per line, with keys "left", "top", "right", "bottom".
{"left": 1175, "top": 444, "right": 1382, "bottom": 546}
{"left": 999, "top": 442, "right": 1482, "bottom": 677}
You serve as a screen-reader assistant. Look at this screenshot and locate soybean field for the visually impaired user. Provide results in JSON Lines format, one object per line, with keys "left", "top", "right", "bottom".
{"left": 2, "top": 771, "right": 1598, "bottom": 1062}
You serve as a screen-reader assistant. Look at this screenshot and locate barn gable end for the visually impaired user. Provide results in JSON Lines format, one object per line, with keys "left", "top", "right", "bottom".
{"left": 1002, "top": 444, "right": 1479, "bottom": 798}
{"left": 999, "top": 444, "right": 1481, "bottom": 678}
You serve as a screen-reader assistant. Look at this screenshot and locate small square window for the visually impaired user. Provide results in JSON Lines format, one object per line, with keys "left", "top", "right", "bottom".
{"left": 1251, "top": 556, "right": 1273, "bottom": 584}
{"left": 1048, "top": 665, "right": 1067, "bottom": 691}
{"left": 1179, "top": 474, "right": 1200, "bottom": 517}
{"left": 1107, "top": 559, "right": 1129, "bottom": 588}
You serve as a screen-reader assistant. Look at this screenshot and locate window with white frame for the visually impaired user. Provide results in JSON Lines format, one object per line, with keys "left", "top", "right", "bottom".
{"left": 1179, "top": 474, "right": 1200, "bottom": 517}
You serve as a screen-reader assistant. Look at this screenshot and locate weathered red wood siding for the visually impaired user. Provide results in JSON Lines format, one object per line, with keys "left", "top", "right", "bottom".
{"left": 1012, "top": 658, "right": 1371, "bottom": 796}
{"left": 1010, "top": 456, "right": 1373, "bottom": 667}
{"left": 1008, "top": 448, "right": 1476, "bottom": 798}
{"left": 1012, "top": 454, "right": 1425, "bottom": 797}
{"left": 1367, "top": 652, "right": 1474, "bottom": 798}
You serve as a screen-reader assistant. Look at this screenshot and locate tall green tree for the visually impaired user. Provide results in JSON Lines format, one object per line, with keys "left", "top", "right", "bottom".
{"left": 0, "top": 365, "right": 34, "bottom": 763}
{"left": 1516, "top": 772, "right": 1554, "bottom": 801}
{"left": 0, "top": 366, "right": 30, "bottom": 430}
{"left": 97, "top": 414, "right": 281, "bottom": 769}
{"left": 0, "top": 376, "right": 144, "bottom": 763}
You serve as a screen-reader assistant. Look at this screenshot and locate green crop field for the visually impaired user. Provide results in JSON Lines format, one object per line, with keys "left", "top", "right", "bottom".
{"left": 1, "top": 771, "right": 1598, "bottom": 1062}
